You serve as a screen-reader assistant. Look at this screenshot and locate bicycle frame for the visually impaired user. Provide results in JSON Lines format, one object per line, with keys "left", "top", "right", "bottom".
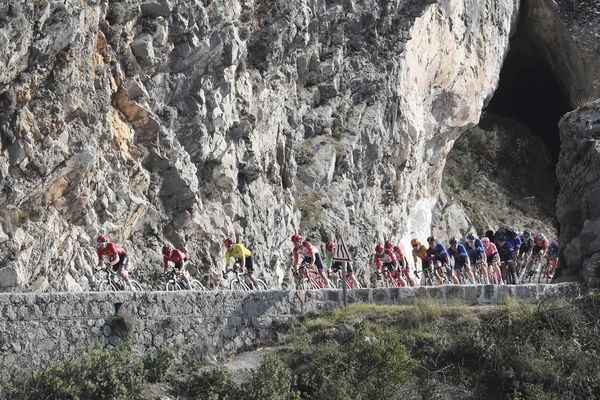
{"left": 166, "top": 266, "right": 189, "bottom": 290}
{"left": 95, "top": 266, "right": 123, "bottom": 290}
{"left": 231, "top": 264, "right": 255, "bottom": 290}
{"left": 297, "top": 262, "right": 328, "bottom": 289}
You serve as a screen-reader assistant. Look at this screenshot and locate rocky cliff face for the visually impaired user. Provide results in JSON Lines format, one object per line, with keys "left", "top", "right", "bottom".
{"left": 558, "top": 100, "right": 600, "bottom": 286}
{"left": 0, "top": 0, "right": 593, "bottom": 291}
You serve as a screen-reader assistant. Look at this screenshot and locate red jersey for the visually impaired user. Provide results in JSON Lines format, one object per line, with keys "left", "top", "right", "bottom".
{"left": 164, "top": 249, "right": 187, "bottom": 267}
{"left": 96, "top": 242, "right": 126, "bottom": 260}
{"left": 375, "top": 249, "right": 397, "bottom": 270}
{"left": 293, "top": 240, "right": 318, "bottom": 264}
{"left": 533, "top": 237, "right": 548, "bottom": 250}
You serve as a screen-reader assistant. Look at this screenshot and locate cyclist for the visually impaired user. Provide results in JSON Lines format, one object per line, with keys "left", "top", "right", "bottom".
{"left": 393, "top": 244, "right": 414, "bottom": 286}
{"left": 374, "top": 243, "right": 406, "bottom": 286}
{"left": 447, "top": 237, "right": 471, "bottom": 284}
{"left": 324, "top": 240, "right": 359, "bottom": 288}
{"left": 544, "top": 241, "right": 559, "bottom": 279}
{"left": 95, "top": 234, "right": 134, "bottom": 291}
{"left": 464, "top": 233, "right": 488, "bottom": 284}
{"left": 517, "top": 229, "right": 535, "bottom": 273}
{"left": 162, "top": 242, "right": 191, "bottom": 289}
{"left": 412, "top": 238, "right": 434, "bottom": 284}
{"left": 426, "top": 236, "right": 449, "bottom": 284}
{"left": 533, "top": 232, "right": 549, "bottom": 258}
{"left": 292, "top": 234, "right": 329, "bottom": 286}
{"left": 496, "top": 236, "right": 518, "bottom": 284}
{"left": 223, "top": 236, "right": 259, "bottom": 289}
{"left": 482, "top": 236, "right": 502, "bottom": 284}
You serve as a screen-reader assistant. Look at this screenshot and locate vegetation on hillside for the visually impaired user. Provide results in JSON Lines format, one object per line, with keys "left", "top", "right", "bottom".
{"left": 443, "top": 112, "right": 557, "bottom": 236}
{"left": 3, "top": 296, "right": 600, "bottom": 399}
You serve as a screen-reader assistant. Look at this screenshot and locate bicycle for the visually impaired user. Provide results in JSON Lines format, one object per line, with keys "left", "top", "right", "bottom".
{"left": 95, "top": 265, "right": 143, "bottom": 292}
{"left": 523, "top": 253, "right": 542, "bottom": 284}
{"left": 416, "top": 268, "right": 435, "bottom": 286}
{"left": 227, "top": 263, "right": 269, "bottom": 291}
{"left": 295, "top": 261, "right": 333, "bottom": 290}
{"left": 165, "top": 266, "right": 206, "bottom": 291}
{"left": 537, "top": 256, "right": 558, "bottom": 284}
{"left": 329, "top": 268, "right": 362, "bottom": 289}
{"left": 458, "top": 265, "right": 475, "bottom": 284}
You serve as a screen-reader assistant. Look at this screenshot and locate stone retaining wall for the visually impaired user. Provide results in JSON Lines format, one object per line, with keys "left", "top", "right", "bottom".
{"left": 0, "top": 283, "right": 580, "bottom": 370}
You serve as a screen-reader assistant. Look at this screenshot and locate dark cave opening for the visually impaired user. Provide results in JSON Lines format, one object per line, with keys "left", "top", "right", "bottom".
{"left": 485, "top": 48, "right": 571, "bottom": 165}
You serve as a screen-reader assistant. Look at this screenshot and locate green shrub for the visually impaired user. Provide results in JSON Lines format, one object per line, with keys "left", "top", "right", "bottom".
{"left": 238, "top": 354, "right": 300, "bottom": 400}
{"left": 33, "top": 343, "right": 145, "bottom": 400}
{"left": 179, "top": 366, "right": 233, "bottom": 400}
{"left": 143, "top": 343, "right": 176, "bottom": 384}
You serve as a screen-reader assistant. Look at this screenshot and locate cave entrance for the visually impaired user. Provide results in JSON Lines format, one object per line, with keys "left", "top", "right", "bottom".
{"left": 443, "top": 10, "right": 574, "bottom": 237}
{"left": 485, "top": 42, "right": 572, "bottom": 165}
{"left": 482, "top": 11, "right": 573, "bottom": 233}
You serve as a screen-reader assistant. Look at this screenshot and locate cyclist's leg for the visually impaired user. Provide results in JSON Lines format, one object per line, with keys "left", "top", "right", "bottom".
{"left": 243, "top": 256, "right": 260, "bottom": 289}
{"left": 115, "top": 254, "right": 133, "bottom": 290}
{"left": 314, "top": 253, "right": 331, "bottom": 287}
{"left": 175, "top": 261, "right": 191, "bottom": 289}
{"left": 449, "top": 263, "right": 460, "bottom": 284}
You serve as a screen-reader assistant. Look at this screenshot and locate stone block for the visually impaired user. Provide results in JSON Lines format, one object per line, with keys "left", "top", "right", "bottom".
{"left": 141, "top": 0, "right": 171, "bottom": 18}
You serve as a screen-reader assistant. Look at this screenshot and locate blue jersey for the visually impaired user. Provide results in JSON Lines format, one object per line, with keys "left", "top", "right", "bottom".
{"left": 464, "top": 239, "right": 485, "bottom": 264}
{"left": 497, "top": 242, "right": 514, "bottom": 262}
{"left": 514, "top": 236, "right": 522, "bottom": 249}
{"left": 548, "top": 243, "right": 559, "bottom": 257}
{"left": 448, "top": 244, "right": 469, "bottom": 266}
{"left": 426, "top": 243, "right": 449, "bottom": 264}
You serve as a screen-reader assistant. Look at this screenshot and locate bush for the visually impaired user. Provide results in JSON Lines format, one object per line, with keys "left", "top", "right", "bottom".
{"left": 143, "top": 343, "right": 176, "bottom": 384}
{"left": 288, "top": 321, "right": 414, "bottom": 400}
{"left": 179, "top": 366, "right": 233, "bottom": 400}
{"left": 238, "top": 354, "right": 300, "bottom": 400}
{"left": 32, "top": 343, "right": 145, "bottom": 400}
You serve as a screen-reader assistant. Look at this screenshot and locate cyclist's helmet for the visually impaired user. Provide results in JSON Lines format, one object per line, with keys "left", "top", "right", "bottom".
{"left": 96, "top": 234, "right": 108, "bottom": 247}
{"left": 410, "top": 238, "right": 420, "bottom": 247}
{"left": 523, "top": 229, "right": 531, "bottom": 238}
{"left": 536, "top": 232, "right": 544, "bottom": 240}
{"left": 449, "top": 237, "right": 458, "bottom": 245}
{"left": 162, "top": 242, "right": 173, "bottom": 256}
{"left": 384, "top": 240, "right": 393, "bottom": 249}
{"left": 223, "top": 237, "right": 234, "bottom": 247}
{"left": 481, "top": 237, "right": 490, "bottom": 245}
{"left": 466, "top": 233, "right": 476, "bottom": 241}
{"left": 427, "top": 236, "right": 436, "bottom": 243}
{"left": 326, "top": 240, "right": 335, "bottom": 252}
{"left": 375, "top": 244, "right": 384, "bottom": 254}
{"left": 291, "top": 234, "right": 302, "bottom": 243}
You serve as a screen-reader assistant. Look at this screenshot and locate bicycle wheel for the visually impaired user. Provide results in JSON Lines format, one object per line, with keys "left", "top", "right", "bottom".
{"left": 230, "top": 279, "right": 249, "bottom": 291}
{"left": 99, "top": 281, "right": 117, "bottom": 291}
{"left": 189, "top": 279, "right": 206, "bottom": 291}
{"left": 255, "top": 279, "right": 269, "bottom": 291}
{"left": 128, "top": 280, "right": 143, "bottom": 291}
{"left": 166, "top": 280, "right": 179, "bottom": 291}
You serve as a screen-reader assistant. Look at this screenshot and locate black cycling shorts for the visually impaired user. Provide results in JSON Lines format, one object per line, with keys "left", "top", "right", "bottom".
{"left": 243, "top": 256, "right": 254, "bottom": 273}
{"left": 111, "top": 253, "right": 128, "bottom": 271}
{"left": 331, "top": 261, "right": 353, "bottom": 274}
{"left": 174, "top": 258, "right": 190, "bottom": 271}
{"left": 303, "top": 253, "right": 324, "bottom": 271}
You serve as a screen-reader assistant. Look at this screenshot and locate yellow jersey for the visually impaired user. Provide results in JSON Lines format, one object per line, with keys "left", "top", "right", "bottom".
{"left": 412, "top": 244, "right": 428, "bottom": 264}
{"left": 225, "top": 243, "right": 252, "bottom": 265}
